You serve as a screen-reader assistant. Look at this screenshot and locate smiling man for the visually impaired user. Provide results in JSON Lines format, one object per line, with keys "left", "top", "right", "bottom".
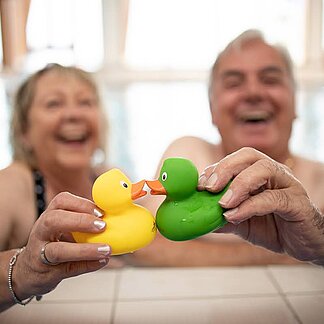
{"left": 209, "top": 29, "right": 296, "bottom": 164}
{"left": 130, "top": 29, "right": 324, "bottom": 267}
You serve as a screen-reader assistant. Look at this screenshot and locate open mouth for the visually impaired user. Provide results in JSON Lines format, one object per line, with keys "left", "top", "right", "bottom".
{"left": 238, "top": 111, "right": 273, "bottom": 125}
{"left": 56, "top": 132, "right": 90, "bottom": 144}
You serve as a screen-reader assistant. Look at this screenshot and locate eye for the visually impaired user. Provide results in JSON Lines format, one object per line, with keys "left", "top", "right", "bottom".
{"left": 120, "top": 181, "right": 128, "bottom": 189}
{"left": 46, "top": 99, "right": 62, "bottom": 108}
{"left": 223, "top": 79, "right": 242, "bottom": 89}
{"left": 262, "top": 76, "right": 281, "bottom": 85}
{"left": 79, "top": 99, "right": 93, "bottom": 107}
{"left": 161, "top": 172, "right": 168, "bottom": 181}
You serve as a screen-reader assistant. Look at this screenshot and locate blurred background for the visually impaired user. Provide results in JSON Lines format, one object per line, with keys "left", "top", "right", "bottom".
{"left": 1, "top": 0, "right": 324, "bottom": 180}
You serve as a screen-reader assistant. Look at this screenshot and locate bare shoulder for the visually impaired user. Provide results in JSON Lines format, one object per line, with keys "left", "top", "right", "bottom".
{"left": 0, "top": 161, "right": 32, "bottom": 184}
{"left": 0, "top": 162, "right": 34, "bottom": 249}
{"left": 294, "top": 156, "right": 324, "bottom": 211}
{"left": 295, "top": 156, "right": 324, "bottom": 178}
{"left": 161, "top": 136, "right": 221, "bottom": 172}
{"left": 0, "top": 162, "right": 34, "bottom": 201}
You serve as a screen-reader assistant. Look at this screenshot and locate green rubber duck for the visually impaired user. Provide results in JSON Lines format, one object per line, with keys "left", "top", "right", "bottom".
{"left": 146, "top": 157, "right": 229, "bottom": 241}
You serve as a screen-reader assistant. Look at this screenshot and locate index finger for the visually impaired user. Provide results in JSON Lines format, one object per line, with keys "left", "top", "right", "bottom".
{"left": 33, "top": 192, "right": 106, "bottom": 241}
{"left": 47, "top": 192, "right": 103, "bottom": 216}
{"left": 199, "top": 147, "right": 291, "bottom": 193}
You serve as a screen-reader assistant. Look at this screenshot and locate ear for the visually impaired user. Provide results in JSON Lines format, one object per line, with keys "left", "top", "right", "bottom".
{"left": 210, "top": 103, "right": 219, "bottom": 128}
{"left": 20, "top": 130, "right": 33, "bottom": 151}
{"left": 293, "top": 108, "right": 297, "bottom": 119}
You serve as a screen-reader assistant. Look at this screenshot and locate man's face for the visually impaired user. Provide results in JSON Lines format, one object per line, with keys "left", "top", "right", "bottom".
{"left": 210, "top": 40, "right": 296, "bottom": 158}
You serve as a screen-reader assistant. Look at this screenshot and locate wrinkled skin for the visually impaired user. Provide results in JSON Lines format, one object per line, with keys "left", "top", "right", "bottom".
{"left": 198, "top": 147, "right": 324, "bottom": 265}
{"left": 0, "top": 192, "right": 110, "bottom": 312}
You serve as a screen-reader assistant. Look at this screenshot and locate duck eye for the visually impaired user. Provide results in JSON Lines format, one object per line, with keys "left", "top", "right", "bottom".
{"left": 161, "top": 172, "right": 168, "bottom": 181}
{"left": 120, "top": 181, "right": 128, "bottom": 189}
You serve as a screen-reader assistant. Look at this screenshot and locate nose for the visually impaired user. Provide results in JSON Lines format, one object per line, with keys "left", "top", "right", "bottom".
{"left": 62, "top": 103, "right": 83, "bottom": 122}
{"left": 244, "top": 77, "right": 265, "bottom": 103}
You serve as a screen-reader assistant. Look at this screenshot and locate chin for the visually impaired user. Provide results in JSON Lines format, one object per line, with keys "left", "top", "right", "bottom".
{"left": 235, "top": 139, "right": 276, "bottom": 153}
{"left": 58, "top": 157, "right": 92, "bottom": 170}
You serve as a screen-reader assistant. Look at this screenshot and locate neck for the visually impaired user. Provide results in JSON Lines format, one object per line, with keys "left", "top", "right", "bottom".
{"left": 38, "top": 165, "right": 94, "bottom": 200}
{"left": 219, "top": 144, "right": 294, "bottom": 169}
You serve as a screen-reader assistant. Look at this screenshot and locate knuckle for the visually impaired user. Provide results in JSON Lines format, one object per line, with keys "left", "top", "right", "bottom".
{"left": 270, "top": 190, "right": 290, "bottom": 212}
{"left": 258, "top": 158, "right": 273, "bottom": 171}
{"left": 238, "top": 146, "right": 258, "bottom": 157}
{"left": 203, "top": 164, "right": 217, "bottom": 177}
{"left": 51, "top": 191, "right": 70, "bottom": 208}
{"left": 42, "top": 211, "right": 54, "bottom": 229}
{"left": 231, "top": 175, "right": 247, "bottom": 191}
{"left": 49, "top": 244, "right": 61, "bottom": 263}
{"left": 65, "top": 261, "right": 88, "bottom": 276}
{"left": 73, "top": 213, "right": 91, "bottom": 230}
{"left": 258, "top": 158, "right": 286, "bottom": 180}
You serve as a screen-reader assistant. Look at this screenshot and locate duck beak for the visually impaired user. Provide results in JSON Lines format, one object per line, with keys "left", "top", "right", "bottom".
{"left": 131, "top": 180, "right": 147, "bottom": 200}
{"left": 146, "top": 180, "right": 167, "bottom": 195}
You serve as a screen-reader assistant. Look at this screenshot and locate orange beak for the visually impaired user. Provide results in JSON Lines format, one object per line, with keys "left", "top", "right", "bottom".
{"left": 131, "top": 180, "right": 147, "bottom": 200}
{"left": 146, "top": 179, "right": 167, "bottom": 195}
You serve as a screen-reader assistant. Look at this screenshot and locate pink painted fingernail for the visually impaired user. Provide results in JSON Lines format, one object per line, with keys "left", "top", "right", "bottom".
{"left": 98, "top": 245, "right": 110, "bottom": 256}
{"left": 94, "top": 208, "right": 104, "bottom": 217}
{"left": 99, "top": 258, "right": 107, "bottom": 264}
{"left": 94, "top": 220, "right": 106, "bottom": 230}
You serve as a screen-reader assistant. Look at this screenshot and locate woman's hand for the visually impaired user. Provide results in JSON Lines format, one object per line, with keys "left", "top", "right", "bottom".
{"left": 13, "top": 192, "right": 111, "bottom": 301}
{"left": 198, "top": 147, "right": 324, "bottom": 265}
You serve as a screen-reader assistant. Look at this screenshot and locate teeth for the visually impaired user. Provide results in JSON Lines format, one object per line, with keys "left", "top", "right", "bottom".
{"left": 64, "top": 134, "right": 85, "bottom": 141}
{"left": 239, "top": 111, "right": 271, "bottom": 122}
{"left": 58, "top": 132, "right": 87, "bottom": 141}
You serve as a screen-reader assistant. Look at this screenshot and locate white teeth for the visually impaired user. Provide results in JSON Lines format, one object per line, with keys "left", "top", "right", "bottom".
{"left": 58, "top": 132, "right": 87, "bottom": 141}
{"left": 65, "top": 135, "right": 84, "bottom": 141}
{"left": 239, "top": 111, "right": 271, "bottom": 122}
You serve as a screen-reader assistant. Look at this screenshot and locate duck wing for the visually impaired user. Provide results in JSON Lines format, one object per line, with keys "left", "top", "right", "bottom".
{"left": 156, "top": 191, "right": 226, "bottom": 241}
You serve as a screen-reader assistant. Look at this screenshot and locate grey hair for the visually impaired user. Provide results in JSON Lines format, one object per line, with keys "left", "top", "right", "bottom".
{"left": 208, "top": 29, "right": 296, "bottom": 103}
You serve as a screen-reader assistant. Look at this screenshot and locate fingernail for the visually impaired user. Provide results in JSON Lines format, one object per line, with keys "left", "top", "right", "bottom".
{"left": 94, "top": 220, "right": 106, "bottom": 230}
{"left": 219, "top": 189, "right": 233, "bottom": 206}
{"left": 227, "top": 219, "right": 241, "bottom": 225}
{"left": 223, "top": 208, "right": 238, "bottom": 219}
{"left": 94, "top": 208, "right": 104, "bottom": 217}
{"left": 98, "top": 245, "right": 110, "bottom": 256}
{"left": 99, "top": 258, "right": 107, "bottom": 264}
{"left": 198, "top": 174, "right": 207, "bottom": 185}
{"left": 205, "top": 173, "right": 218, "bottom": 188}
{"left": 223, "top": 208, "right": 242, "bottom": 225}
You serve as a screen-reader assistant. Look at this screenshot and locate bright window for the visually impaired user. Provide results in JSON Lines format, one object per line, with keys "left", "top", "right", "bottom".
{"left": 125, "top": 0, "right": 306, "bottom": 70}
{"left": 26, "top": 0, "right": 103, "bottom": 71}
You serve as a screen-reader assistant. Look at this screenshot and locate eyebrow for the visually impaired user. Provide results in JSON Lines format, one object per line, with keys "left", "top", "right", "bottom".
{"left": 219, "top": 70, "right": 244, "bottom": 80}
{"left": 259, "top": 65, "right": 284, "bottom": 75}
{"left": 219, "top": 65, "right": 284, "bottom": 80}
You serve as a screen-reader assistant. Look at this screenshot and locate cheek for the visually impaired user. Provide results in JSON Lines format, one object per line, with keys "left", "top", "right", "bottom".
{"left": 214, "top": 88, "right": 238, "bottom": 112}
{"left": 272, "top": 90, "right": 296, "bottom": 119}
{"left": 211, "top": 95, "right": 236, "bottom": 126}
{"left": 88, "top": 115, "right": 101, "bottom": 141}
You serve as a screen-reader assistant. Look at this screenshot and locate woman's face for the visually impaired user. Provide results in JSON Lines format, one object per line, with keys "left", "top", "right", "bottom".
{"left": 23, "top": 71, "right": 101, "bottom": 171}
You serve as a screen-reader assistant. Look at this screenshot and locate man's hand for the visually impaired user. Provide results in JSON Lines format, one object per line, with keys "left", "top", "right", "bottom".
{"left": 198, "top": 147, "right": 324, "bottom": 265}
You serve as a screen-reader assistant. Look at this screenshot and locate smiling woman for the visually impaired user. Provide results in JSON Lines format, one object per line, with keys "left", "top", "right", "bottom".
{"left": 0, "top": 64, "right": 109, "bottom": 251}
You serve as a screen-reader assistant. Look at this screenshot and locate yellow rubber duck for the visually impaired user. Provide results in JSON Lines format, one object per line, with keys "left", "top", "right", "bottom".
{"left": 72, "top": 169, "right": 156, "bottom": 255}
